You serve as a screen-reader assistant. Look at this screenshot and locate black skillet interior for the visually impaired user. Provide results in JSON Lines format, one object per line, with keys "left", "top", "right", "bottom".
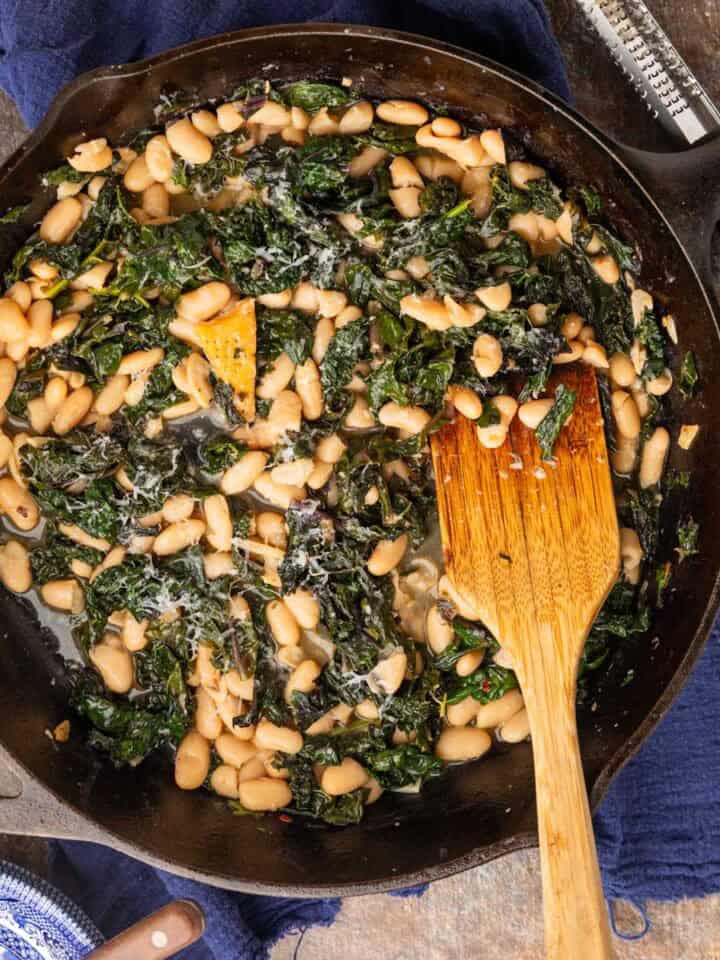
{"left": 0, "top": 26, "right": 718, "bottom": 896}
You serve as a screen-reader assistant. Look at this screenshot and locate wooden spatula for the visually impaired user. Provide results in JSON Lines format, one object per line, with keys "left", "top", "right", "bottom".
{"left": 431, "top": 364, "right": 619, "bottom": 960}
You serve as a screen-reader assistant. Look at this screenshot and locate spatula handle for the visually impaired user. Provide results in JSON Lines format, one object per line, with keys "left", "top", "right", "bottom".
{"left": 522, "top": 680, "right": 615, "bottom": 960}
{"left": 86, "top": 900, "right": 205, "bottom": 960}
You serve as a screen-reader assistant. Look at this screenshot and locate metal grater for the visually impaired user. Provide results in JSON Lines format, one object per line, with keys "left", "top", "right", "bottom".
{"left": 576, "top": 0, "right": 720, "bottom": 145}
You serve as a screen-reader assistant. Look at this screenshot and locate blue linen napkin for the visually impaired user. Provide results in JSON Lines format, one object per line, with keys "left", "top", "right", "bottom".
{"left": 1, "top": 0, "right": 718, "bottom": 955}
{"left": 0, "top": 0, "right": 570, "bottom": 129}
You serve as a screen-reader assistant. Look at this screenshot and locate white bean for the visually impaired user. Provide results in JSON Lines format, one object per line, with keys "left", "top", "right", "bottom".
{"left": 378, "top": 402, "right": 430, "bottom": 435}
{"left": 216, "top": 733, "right": 256, "bottom": 768}
{"left": 266, "top": 600, "right": 301, "bottom": 647}
{"left": 283, "top": 589, "right": 320, "bottom": 630}
{"left": 475, "top": 283, "right": 512, "bottom": 312}
{"left": 256, "top": 512, "right": 287, "bottom": 548}
{"left": 435, "top": 726, "right": 492, "bottom": 761}
{"left": 611, "top": 390, "right": 641, "bottom": 439}
{"left": 518, "top": 398, "right": 554, "bottom": 430}
{"left": 447, "top": 386, "right": 483, "bottom": 420}
{"left": 591, "top": 255, "right": 620, "bottom": 284}
{"left": 367, "top": 534, "right": 408, "bottom": 576}
{"left": 285, "top": 659, "right": 322, "bottom": 703}
{"left": 620, "top": 527, "right": 643, "bottom": 581}
{"left": 475, "top": 689, "right": 524, "bottom": 728}
{"left": 321, "top": 758, "right": 369, "bottom": 796}
{"left": 426, "top": 604, "right": 453, "bottom": 655}
{"left": 90, "top": 639, "right": 134, "bottom": 694}
{"left": 0, "top": 540, "right": 31, "bottom": 592}
{"left": 221, "top": 451, "right": 269, "bottom": 494}
{"left": 176, "top": 282, "right": 231, "bottom": 322}
{"left": 0, "top": 299, "right": 29, "bottom": 343}
{"left": 315, "top": 433, "right": 346, "bottom": 464}
{"left": 40, "top": 578, "right": 85, "bottom": 613}
{"left": 0, "top": 358, "right": 17, "bottom": 407}
{"left": 153, "top": 519, "right": 206, "bottom": 556}
{"left": 377, "top": 100, "right": 429, "bottom": 126}
{"left": 39, "top": 197, "right": 82, "bottom": 243}
{"left": 195, "top": 686, "right": 223, "bottom": 740}
{"left": 254, "top": 719, "right": 303, "bottom": 754}
{"left": 52, "top": 386, "right": 94, "bottom": 435}
{"left": 257, "top": 352, "right": 295, "bottom": 400}
{"left": 295, "top": 358, "right": 323, "bottom": 420}
{"left": 339, "top": 101, "right": 374, "bottom": 134}
{"left": 237, "top": 777, "right": 291, "bottom": 811}
{"left": 166, "top": 117, "right": 213, "bottom": 164}
{"left": 271, "top": 458, "right": 314, "bottom": 487}
{"left": 639, "top": 427, "right": 670, "bottom": 489}
{"left": 369, "top": 650, "right": 407, "bottom": 696}
{"left": 123, "top": 154, "right": 155, "bottom": 193}
{"left": 0, "top": 476, "right": 39, "bottom": 530}
{"left": 175, "top": 731, "right": 211, "bottom": 790}
{"left": 93, "top": 374, "right": 129, "bottom": 416}
{"left": 472, "top": 334, "right": 503, "bottom": 378}
{"left": 312, "top": 316, "right": 335, "bottom": 363}
{"left": 497, "top": 709, "right": 530, "bottom": 743}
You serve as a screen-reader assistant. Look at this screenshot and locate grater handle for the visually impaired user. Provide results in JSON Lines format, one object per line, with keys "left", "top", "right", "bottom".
{"left": 576, "top": 0, "right": 720, "bottom": 145}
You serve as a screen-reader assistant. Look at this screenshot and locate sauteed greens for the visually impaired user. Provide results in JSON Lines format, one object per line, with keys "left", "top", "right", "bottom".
{"left": 0, "top": 79, "right": 696, "bottom": 822}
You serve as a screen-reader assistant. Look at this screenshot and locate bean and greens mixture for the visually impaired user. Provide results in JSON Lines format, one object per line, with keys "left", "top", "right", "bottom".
{"left": 0, "top": 79, "right": 698, "bottom": 822}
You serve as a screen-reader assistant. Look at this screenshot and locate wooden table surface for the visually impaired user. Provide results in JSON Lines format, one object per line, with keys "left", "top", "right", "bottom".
{"left": 1, "top": 2, "right": 719, "bottom": 957}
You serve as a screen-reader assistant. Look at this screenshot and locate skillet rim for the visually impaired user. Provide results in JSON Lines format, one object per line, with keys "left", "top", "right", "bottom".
{"left": 0, "top": 22, "right": 718, "bottom": 896}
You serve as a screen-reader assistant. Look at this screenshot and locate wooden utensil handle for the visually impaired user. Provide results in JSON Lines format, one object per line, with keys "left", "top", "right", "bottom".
{"left": 522, "top": 681, "right": 615, "bottom": 960}
{"left": 87, "top": 899, "right": 205, "bottom": 960}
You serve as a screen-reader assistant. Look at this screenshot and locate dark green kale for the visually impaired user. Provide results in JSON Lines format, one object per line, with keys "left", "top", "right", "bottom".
{"left": 624, "top": 488, "right": 660, "bottom": 557}
{"left": 21, "top": 432, "right": 124, "bottom": 487}
{"left": 535, "top": 384, "right": 577, "bottom": 459}
{"left": 591, "top": 580, "right": 650, "bottom": 638}
{"left": 172, "top": 133, "right": 245, "bottom": 196}
{"left": 256, "top": 307, "right": 314, "bottom": 364}
{"left": 589, "top": 225, "right": 639, "bottom": 272}
{"left": 70, "top": 665, "right": 189, "bottom": 766}
{"left": 123, "top": 435, "right": 188, "bottom": 514}
{"left": 655, "top": 562, "right": 672, "bottom": 608}
{"left": 675, "top": 516, "right": 699, "bottom": 563}
{"left": 5, "top": 365, "right": 45, "bottom": 416}
{"left": 678, "top": 351, "right": 698, "bottom": 399}
{"left": 206, "top": 201, "right": 307, "bottom": 296}
{"left": 663, "top": 468, "right": 691, "bottom": 492}
{"left": 432, "top": 618, "right": 496, "bottom": 671}
{"left": 30, "top": 522, "right": 103, "bottom": 585}
{"left": 344, "top": 261, "right": 415, "bottom": 313}
{"left": 526, "top": 176, "right": 563, "bottom": 218}
{"left": 636, "top": 310, "right": 666, "bottom": 380}
{"left": 576, "top": 185, "right": 602, "bottom": 218}
{"left": 445, "top": 664, "right": 518, "bottom": 706}
{"left": 355, "top": 123, "right": 418, "bottom": 155}
{"left": 285, "top": 755, "right": 366, "bottom": 824}
{"left": 41, "top": 164, "right": 87, "bottom": 187}
{"left": 480, "top": 165, "right": 531, "bottom": 235}
{"left": 319, "top": 317, "right": 370, "bottom": 414}
{"left": 0, "top": 204, "right": 30, "bottom": 225}
{"left": 282, "top": 81, "right": 351, "bottom": 112}
{"left": 198, "top": 436, "right": 247, "bottom": 474}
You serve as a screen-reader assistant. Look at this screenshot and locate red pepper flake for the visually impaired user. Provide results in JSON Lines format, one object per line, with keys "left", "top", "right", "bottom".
{"left": 482, "top": 680, "right": 491, "bottom": 692}
{"left": 278, "top": 814, "right": 293, "bottom": 824}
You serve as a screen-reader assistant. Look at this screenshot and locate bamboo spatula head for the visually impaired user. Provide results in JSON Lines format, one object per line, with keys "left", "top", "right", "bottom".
{"left": 431, "top": 364, "right": 620, "bottom": 960}
{"left": 431, "top": 364, "right": 620, "bottom": 671}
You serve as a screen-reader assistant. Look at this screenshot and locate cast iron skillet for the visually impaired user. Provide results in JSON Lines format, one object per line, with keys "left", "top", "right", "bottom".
{"left": 0, "top": 24, "right": 719, "bottom": 897}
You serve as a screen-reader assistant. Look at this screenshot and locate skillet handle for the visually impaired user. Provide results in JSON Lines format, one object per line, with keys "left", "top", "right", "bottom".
{"left": 86, "top": 900, "right": 206, "bottom": 960}
{"left": 613, "top": 136, "right": 720, "bottom": 307}
{"left": 0, "top": 743, "right": 105, "bottom": 843}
